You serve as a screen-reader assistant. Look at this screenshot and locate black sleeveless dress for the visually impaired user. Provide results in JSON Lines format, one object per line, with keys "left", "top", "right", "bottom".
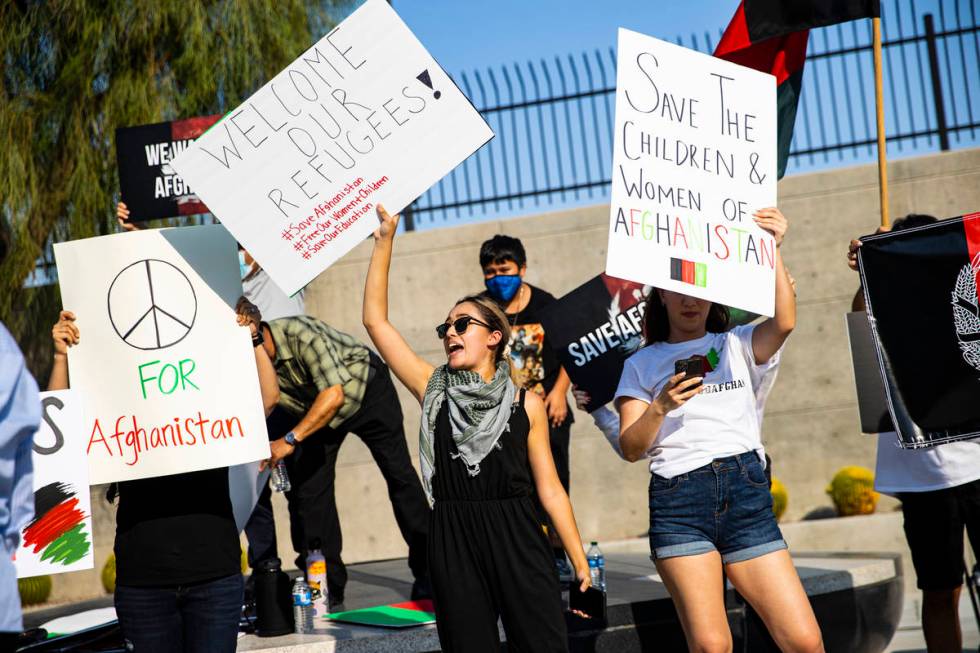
{"left": 428, "top": 390, "right": 568, "bottom": 652}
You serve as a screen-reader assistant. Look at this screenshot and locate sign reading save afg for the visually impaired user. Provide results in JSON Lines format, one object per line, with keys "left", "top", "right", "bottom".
{"left": 171, "top": 0, "right": 494, "bottom": 296}
{"left": 607, "top": 29, "right": 777, "bottom": 317}
{"left": 53, "top": 227, "right": 270, "bottom": 484}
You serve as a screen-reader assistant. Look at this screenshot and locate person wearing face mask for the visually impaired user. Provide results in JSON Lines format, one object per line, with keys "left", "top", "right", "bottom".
{"left": 365, "top": 206, "right": 590, "bottom": 652}
{"left": 478, "top": 235, "right": 576, "bottom": 578}
{"left": 238, "top": 245, "right": 306, "bottom": 321}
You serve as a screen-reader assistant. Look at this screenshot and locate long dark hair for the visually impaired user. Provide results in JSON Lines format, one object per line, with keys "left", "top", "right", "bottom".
{"left": 453, "top": 294, "right": 512, "bottom": 364}
{"left": 643, "top": 290, "right": 731, "bottom": 345}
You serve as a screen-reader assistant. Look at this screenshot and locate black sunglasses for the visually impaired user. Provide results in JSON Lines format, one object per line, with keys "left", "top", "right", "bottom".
{"left": 436, "top": 315, "right": 493, "bottom": 340}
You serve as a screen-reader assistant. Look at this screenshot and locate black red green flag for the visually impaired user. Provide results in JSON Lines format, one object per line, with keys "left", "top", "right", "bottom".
{"left": 859, "top": 212, "right": 980, "bottom": 447}
{"left": 714, "top": 0, "right": 880, "bottom": 178}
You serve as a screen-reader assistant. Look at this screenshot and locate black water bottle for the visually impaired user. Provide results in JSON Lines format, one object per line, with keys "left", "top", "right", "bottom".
{"left": 254, "top": 557, "right": 294, "bottom": 637}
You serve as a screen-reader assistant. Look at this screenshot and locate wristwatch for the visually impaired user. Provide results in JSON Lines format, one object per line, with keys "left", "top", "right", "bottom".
{"left": 284, "top": 431, "right": 298, "bottom": 447}
{"left": 252, "top": 328, "right": 265, "bottom": 347}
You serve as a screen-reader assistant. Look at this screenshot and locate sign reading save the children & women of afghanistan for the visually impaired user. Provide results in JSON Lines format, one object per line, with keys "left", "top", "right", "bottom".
{"left": 606, "top": 29, "right": 778, "bottom": 317}
{"left": 171, "top": 0, "right": 494, "bottom": 297}
{"left": 53, "top": 226, "right": 270, "bottom": 484}
{"left": 16, "top": 391, "right": 94, "bottom": 579}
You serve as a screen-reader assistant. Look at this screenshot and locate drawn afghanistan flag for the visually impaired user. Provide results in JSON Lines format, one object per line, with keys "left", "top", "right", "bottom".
{"left": 714, "top": 0, "right": 880, "bottom": 178}
{"left": 859, "top": 212, "right": 980, "bottom": 447}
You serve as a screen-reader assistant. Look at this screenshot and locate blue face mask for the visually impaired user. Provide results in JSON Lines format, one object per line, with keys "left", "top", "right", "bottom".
{"left": 238, "top": 251, "right": 250, "bottom": 279}
{"left": 485, "top": 274, "right": 522, "bottom": 302}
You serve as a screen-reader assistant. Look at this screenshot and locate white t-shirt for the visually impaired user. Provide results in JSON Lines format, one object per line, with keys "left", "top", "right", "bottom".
{"left": 874, "top": 431, "right": 980, "bottom": 495}
{"left": 614, "top": 325, "right": 780, "bottom": 478}
{"left": 243, "top": 267, "right": 305, "bottom": 321}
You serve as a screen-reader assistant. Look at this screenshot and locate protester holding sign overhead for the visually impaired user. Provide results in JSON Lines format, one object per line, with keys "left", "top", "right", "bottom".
{"left": 47, "top": 299, "right": 279, "bottom": 653}
{"left": 252, "top": 309, "right": 430, "bottom": 610}
{"left": 364, "top": 205, "right": 589, "bottom": 652}
{"left": 616, "top": 208, "right": 824, "bottom": 653}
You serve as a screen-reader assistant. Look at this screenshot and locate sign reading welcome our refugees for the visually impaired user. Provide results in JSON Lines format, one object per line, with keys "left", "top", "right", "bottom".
{"left": 53, "top": 226, "right": 270, "bottom": 484}
{"left": 171, "top": 0, "right": 494, "bottom": 297}
{"left": 606, "top": 29, "right": 777, "bottom": 317}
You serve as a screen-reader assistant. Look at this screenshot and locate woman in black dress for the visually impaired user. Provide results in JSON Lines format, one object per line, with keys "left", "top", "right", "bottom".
{"left": 363, "top": 206, "right": 590, "bottom": 652}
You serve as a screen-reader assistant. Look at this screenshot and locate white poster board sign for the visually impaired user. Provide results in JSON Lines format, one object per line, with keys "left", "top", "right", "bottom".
{"left": 16, "top": 391, "right": 95, "bottom": 578}
{"left": 53, "top": 226, "right": 270, "bottom": 484}
{"left": 171, "top": 0, "right": 494, "bottom": 296}
{"left": 606, "top": 29, "right": 777, "bottom": 316}
{"left": 229, "top": 462, "right": 270, "bottom": 533}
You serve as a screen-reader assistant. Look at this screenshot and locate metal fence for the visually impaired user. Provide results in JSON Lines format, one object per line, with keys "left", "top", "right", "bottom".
{"left": 405, "top": 0, "right": 980, "bottom": 230}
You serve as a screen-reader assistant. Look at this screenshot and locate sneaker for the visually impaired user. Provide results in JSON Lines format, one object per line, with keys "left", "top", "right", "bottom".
{"left": 556, "top": 557, "right": 574, "bottom": 583}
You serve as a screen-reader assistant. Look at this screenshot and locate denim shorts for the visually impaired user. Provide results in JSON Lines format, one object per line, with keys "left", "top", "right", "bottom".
{"left": 648, "top": 452, "right": 787, "bottom": 564}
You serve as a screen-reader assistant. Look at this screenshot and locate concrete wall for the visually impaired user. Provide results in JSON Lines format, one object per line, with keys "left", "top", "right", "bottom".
{"left": 47, "top": 148, "right": 979, "bottom": 607}
{"left": 295, "top": 147, "right": 980, "bottom": 564}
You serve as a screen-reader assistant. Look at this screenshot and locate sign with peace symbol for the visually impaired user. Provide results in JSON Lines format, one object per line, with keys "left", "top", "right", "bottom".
{"left": 108, "top": 259, "right": 197, "bottom": 350}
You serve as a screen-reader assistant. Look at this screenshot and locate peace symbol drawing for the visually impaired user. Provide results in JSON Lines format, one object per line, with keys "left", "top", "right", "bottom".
{"left": 107, "top": 259, "right": 197, "bottom": 350}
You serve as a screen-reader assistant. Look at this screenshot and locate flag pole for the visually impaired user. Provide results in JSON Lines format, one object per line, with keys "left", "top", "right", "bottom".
{"left": 872, "top": 16, "right": 890, "bottom": 228}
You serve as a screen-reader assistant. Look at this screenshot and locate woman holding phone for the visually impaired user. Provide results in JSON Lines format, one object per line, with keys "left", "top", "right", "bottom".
{"left": 616, "top": 208, "right": 824, "bottom": 652}
{"left": 363, "top": 205, "right": 590, "bottom": 652}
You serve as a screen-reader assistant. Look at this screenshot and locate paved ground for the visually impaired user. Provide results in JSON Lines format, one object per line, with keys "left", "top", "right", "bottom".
{"left": 884, "top": 590, "right": 980, "bottom": 653}
{"left": 21, "top": 544, "right": 979, "bottom": 652}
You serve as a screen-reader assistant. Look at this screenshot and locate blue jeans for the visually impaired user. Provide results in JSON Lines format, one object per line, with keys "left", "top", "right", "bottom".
{"left": 115, "top": 573, "right": 243, "bottom": 653}
{"left": 648, "top": 452, "right": 786, "bottom": 563}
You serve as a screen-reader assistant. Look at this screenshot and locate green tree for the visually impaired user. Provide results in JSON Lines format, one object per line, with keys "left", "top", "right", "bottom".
{"left": 0, "top": 0, "right": 349, "bottom": 376}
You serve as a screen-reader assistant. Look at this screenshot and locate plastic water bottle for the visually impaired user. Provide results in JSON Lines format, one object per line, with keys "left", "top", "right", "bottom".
{"left": 306, "top": 540, "right": 329, "bottom": 621}
{"left": 272, "top": 459, "right": 291, "bottom": 493}
{"left": 291, "top": 577, "right": 313, "bottom": 634}
{"left": 587, "top": 541, "right": 606, "bottom": 591}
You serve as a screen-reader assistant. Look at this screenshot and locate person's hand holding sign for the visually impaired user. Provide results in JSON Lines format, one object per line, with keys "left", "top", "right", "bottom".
{"left": 752, "top": 207, "right": 788, "bottom": 247}
{"left": 373, "top": 204, "right": 400, "bottom": 242}
{"left": 52, "top": 310, "right": 80, "bottom": 357}
{"left": 116, "top": 201, "right": 144, "bottom": 233}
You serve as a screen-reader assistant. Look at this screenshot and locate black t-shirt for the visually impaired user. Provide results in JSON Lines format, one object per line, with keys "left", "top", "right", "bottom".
{"left": 114, "top": 468, "right": 240, "bottom": 587}
{"left": 502, "top": 286, "right": 571, "bottom": 419}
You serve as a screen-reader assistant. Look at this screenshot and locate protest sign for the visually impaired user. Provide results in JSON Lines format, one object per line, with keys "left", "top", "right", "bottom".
{"left": 16, "top": 390, "right": 94, "bottom": 578}
{"left": 606, "top": 29, "right": 777, "bottom": 317}
{"left": 53, "top": 226, "right": 270, "bottom": 483}
{"left": 229, "top": 462, "right": 270, "bottom": 533}
{"left": 116, "top": 115, "right": 221, "bottom": 221}
{"left": 170, "top": 0, "right": 494, "bottom": 296}
{"left": 859, "top": 212, "right": 980, "bottom": 447}
{"left": 538, "top": 275, "right": 649, "bottom": 412}
{"left": 845, "top": 312, "right": 893, "bottom": 434}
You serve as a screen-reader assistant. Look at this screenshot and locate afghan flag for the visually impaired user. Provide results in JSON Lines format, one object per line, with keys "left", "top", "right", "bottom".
{"left": 714, "top": 0, "right": 880, "bottom": 178}
{"left": 859, "top": 212, "right": 980, "bottom": 448}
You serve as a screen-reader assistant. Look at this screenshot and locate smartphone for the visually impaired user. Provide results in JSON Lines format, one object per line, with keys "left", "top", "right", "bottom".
{"left": 569, "top": 585, "right": 607, "bottom": 625}
{"left": 674, "top": 356, "right": 705, "bottom": 388}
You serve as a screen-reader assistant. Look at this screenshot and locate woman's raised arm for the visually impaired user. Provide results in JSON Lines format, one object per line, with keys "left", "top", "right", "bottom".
{"left": 363, "top": 205, "right": 434, "bottom": 403}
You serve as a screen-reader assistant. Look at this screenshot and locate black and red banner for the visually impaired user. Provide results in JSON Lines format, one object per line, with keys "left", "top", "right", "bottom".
{"left": 859, "top": 212, "right": 980, "bottom": 447}
{"left": 115, "top": 115, "right": 221, "bottom": 221}
{"left": 714, "top": 0, "right": 879, "bottom": 178}
{"left": 538, "top": 275, "right": 648, "bottom": 412}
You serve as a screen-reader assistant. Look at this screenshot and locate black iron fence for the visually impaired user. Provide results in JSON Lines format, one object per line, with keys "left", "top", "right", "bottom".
{"left": 405, "top": 0, "right": 980, "bottom": 229}
{"left": 24, "top": 0, "right": 980, "bottom": 282}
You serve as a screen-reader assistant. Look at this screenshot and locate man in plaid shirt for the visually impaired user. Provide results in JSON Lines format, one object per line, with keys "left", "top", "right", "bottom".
{"left": 254, "top": 313, "right": 430, "bottom": 608}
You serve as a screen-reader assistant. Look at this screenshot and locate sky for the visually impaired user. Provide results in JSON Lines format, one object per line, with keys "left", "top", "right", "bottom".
{"left": 392, "top": 1, "right": 738, "bottom": 73}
